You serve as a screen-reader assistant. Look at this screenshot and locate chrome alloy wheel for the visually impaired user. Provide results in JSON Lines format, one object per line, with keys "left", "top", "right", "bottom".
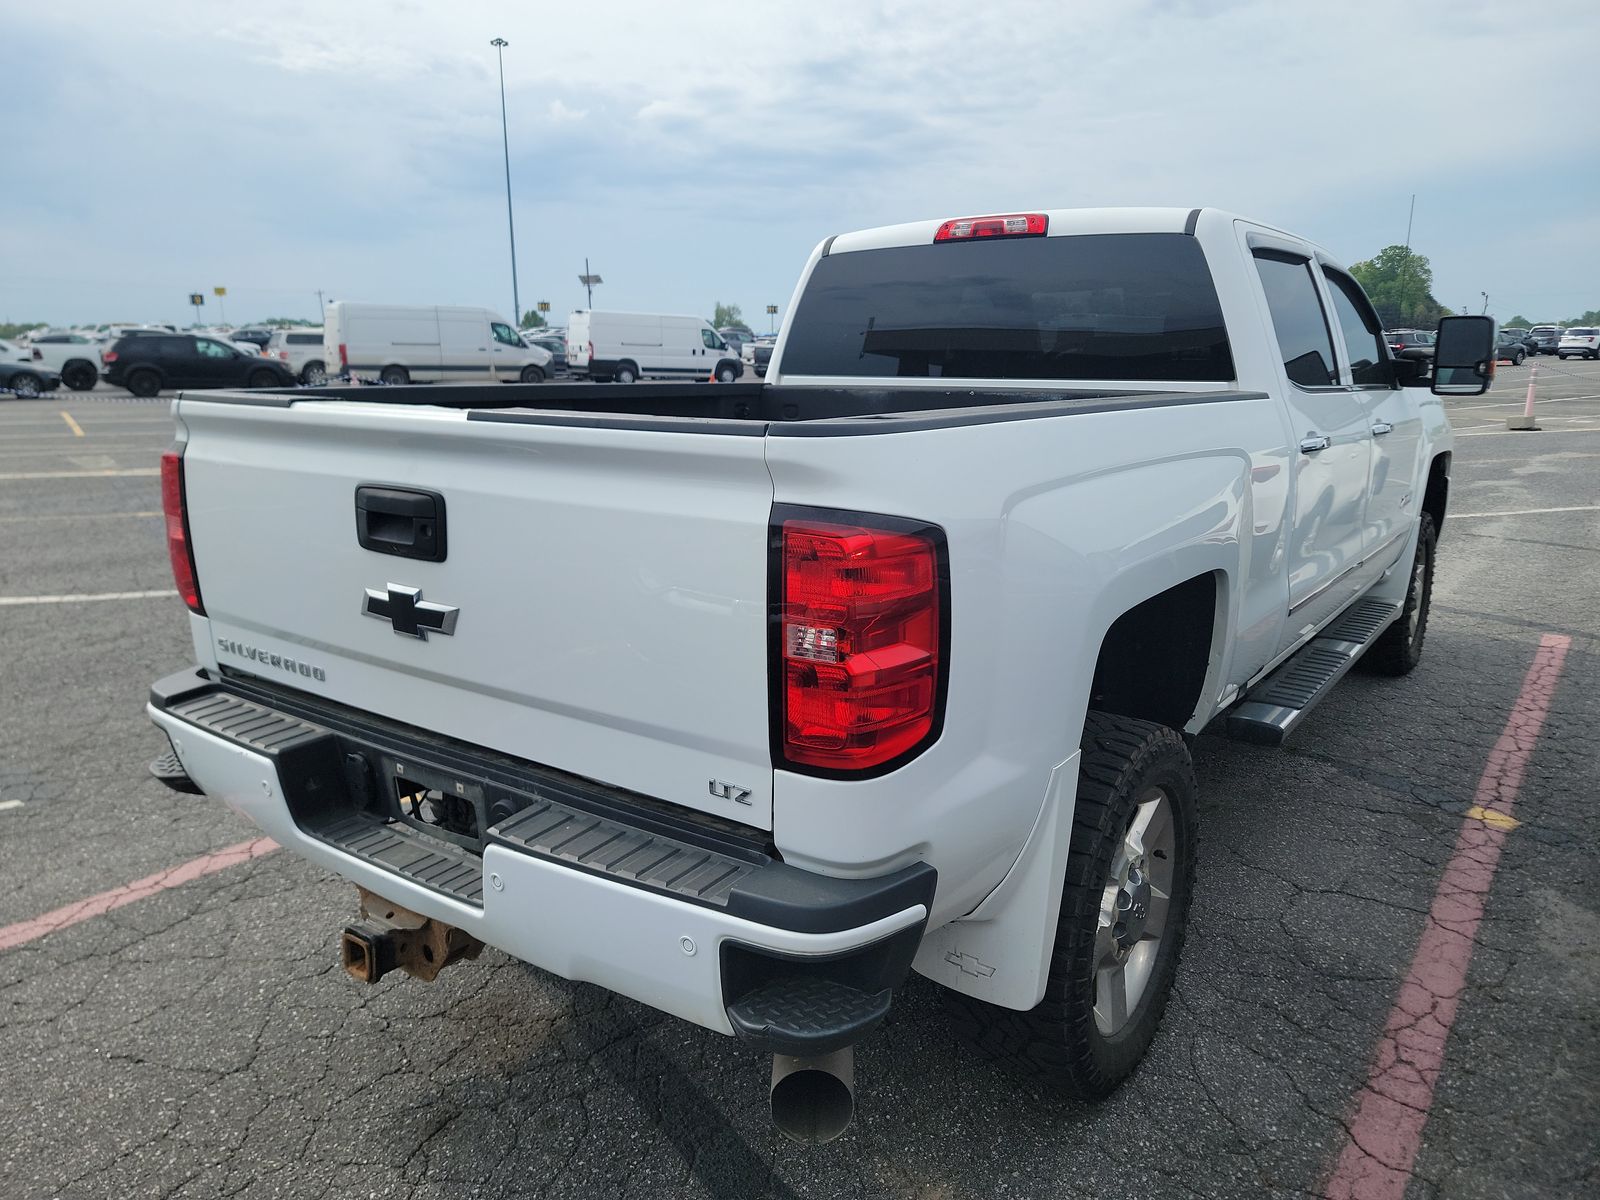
{"left": 1406, "top": 550, "right": 1427, "bottom": 638}
{"left": 1093, "top": 787, "right": 1176, "bottom": 1036}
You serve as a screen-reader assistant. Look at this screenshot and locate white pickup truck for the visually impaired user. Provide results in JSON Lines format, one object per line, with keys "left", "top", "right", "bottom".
{"left": 147, "top": 208, "right": 1496, "bottom": 1143}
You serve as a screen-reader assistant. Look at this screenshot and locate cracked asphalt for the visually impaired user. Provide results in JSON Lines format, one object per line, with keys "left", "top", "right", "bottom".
{"left": 2, "top": 365, "right": 1597, "bottom": 1199}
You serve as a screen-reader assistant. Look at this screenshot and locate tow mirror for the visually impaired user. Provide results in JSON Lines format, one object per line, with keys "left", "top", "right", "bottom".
{"left": 1431, "top": 315, "right": 1495, "bottom": 396}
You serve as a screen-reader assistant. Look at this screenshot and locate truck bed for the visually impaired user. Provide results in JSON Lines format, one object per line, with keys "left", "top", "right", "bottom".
{"left": 205, "top": 380, "right": 1266, "bottom": 433}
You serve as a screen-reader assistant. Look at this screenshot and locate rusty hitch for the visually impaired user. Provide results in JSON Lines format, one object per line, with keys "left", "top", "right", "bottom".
{"left": 340, "top": 885, "right": 484, "bottom": 985}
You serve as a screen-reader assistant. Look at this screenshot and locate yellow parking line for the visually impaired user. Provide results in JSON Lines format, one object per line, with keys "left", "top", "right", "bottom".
{"left": 59, "top": 411, "right": 85, "bottom": 437}
{"left": 1465, "top": 805, "right": 1520, "bottom": 832}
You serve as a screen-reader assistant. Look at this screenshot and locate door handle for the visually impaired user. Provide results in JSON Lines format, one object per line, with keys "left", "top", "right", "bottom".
{"left": 1299, "top": 434, "right": 1332, "bottom": 454}
{"left": 1371, "top": 421, "right": 1393, "bottom": 436}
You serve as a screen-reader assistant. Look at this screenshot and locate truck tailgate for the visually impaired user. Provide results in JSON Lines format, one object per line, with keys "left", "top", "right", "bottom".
{"left": 177, "top": 399, "right": 777, "bottom": 827}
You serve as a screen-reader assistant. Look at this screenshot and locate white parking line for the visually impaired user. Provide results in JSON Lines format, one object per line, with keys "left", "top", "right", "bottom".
{"left": 1452, "top": 505, "right": 1600, "bottom": 520}
{"left": 0, "top": 468, "right": 161, "bottom": 480}
{"left": 0, "top": 510, "right": 161, "bottom": 523}
{"left": 0, "top": 800, "right": 24, "bottom": 813}
{"left": 0, "top": 590, "right": 177, "bottom": 606}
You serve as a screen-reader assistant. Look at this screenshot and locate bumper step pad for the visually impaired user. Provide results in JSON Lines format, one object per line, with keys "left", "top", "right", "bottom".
{"left": 1226, "top": 599, "right": 1400, "bottom": 746}
{"left": 726, "top": 975, "right": 893, "bottom": 1055}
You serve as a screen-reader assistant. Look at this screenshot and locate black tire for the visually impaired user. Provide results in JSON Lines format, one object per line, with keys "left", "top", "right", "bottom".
{"left": 379, "top": 365, "right": 409, "bottom": 386}
{"left": 7, "top": 371, "right": 44, "bottom": 398}
{"left": 300, "top": 361, "right": 327, "bottom": 386}
{"left": 715, "top": 361, "right": 738, "bottom": 383}
{"left": 62, "top": 361, "right": 99, "bottom": 391}
{"left": 1558, "top": 354, "right": 1569, "bottom": 360}
{"left": 519, "top": 364, "right": 545, "bottom": 383}
{"left": 614, "top": 361, "right": 638, "bottom": 384}
{"left": 1361, "top": 512, "right": 1436, "bottom": 677}
{"left": 942, "top": 711, "right": 1198, "bottom": 1101}
{"left": 1511, "top": 351, "right": 1524, "bottom": 366}
{"left": 125, "top": 369, "right": 161, "bottom": 398}
{"left": 247, "top": 369, "right": 279, "bottom": 389}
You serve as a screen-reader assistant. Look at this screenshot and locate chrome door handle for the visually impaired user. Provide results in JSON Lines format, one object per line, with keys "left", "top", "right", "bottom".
{"left": 1371, "top": 421, "right": 1393, "bottom": 436}
{"left": 1299, "top": 434, "right": 1332, "bottom": 454}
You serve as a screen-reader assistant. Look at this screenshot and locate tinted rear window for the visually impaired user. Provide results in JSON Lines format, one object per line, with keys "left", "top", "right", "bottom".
{"left": 780, "top": 233, "right": 1234, "bottom": 381}
{"left": 287, "top": 332, "right": 321, "bottom": 345}
{"left": 1567, "top": 328, "right": 1597, "bottom": 337}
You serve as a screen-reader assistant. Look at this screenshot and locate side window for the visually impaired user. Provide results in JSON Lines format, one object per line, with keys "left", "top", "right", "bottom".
{"left": 195, "top": 338, "right": 231, "bottom": 358}
{"left": 491, "top": 322, "right": 521, "bottom": 346}
{"left": 1253, "top": 251, "right": 1338, "bottom": 387}
{"left": 1323, "top": 268, "right": 1389, "bottom": 386}
{"left": 701, "top": 328, "right": 721, "bottom": 350}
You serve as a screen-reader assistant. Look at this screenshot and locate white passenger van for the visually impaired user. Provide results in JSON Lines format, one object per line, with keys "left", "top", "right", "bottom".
{"left": 566, "top": 311, "right": 742, "bottom": 382}
{"left": 325, "top": 303, "right": 552, "bottom": 385}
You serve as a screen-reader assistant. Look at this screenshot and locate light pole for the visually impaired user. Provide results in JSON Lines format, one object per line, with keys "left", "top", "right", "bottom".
{"left": 490, "top": 38, "right": 520, "bottom": 326}
{"left": 578, "top": 258, "right": 603, "bottom": 309}
{"left": 1480, "top": 292, "right": 1489, "bottom": 315}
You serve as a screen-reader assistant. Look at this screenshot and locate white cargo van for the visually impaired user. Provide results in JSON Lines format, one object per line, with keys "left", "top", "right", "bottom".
{"left": 325, "top": 303, "right": 552, "bottom": 385}
{"left": 566, "top": 311, "right": 742, "bottom": 382}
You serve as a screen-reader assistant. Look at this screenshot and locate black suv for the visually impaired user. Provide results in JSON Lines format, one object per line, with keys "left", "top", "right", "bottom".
{"left": 1529, "top": 326, "right": 1562, "bottom": 355}
{"left": 101, "top": 334, "right": 297, "bottom": 397}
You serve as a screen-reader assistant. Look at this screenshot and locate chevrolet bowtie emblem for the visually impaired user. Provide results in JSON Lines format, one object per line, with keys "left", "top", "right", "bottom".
{"left": 944, "top": 951, "right": 996, "bottom": 978}
{"left": 363, "top": 584, "right": 459, "bottom": 640}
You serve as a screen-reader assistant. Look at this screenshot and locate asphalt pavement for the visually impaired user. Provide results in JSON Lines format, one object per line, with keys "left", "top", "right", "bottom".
{"left": 1, "top": 362, "right": 1596, "bottom": 1199}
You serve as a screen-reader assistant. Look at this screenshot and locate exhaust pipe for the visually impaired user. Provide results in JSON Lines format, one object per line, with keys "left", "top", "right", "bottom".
{"left": 770, "top": 1048, "right": 855, "bottom": 1144}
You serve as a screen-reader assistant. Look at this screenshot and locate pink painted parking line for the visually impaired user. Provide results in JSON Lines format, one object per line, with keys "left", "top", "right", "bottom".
{"left": 1323, "top": 633, "right": 1572, "bottom": 1200}
{"left": 0, "top": 837, "right": 278, "bottom": 952}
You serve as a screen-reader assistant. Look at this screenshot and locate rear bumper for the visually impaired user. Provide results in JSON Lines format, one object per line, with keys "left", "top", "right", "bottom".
{"left": 147, "top": 668, "right": 932, "bottom": 1050}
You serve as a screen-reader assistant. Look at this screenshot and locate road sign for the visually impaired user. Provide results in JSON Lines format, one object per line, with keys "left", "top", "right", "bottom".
{"left": 189, "top": 293, "right": 205, "bottom": 307}
{"left": 766, "top": 305, "right": 778, "bottom": 315}
{"left": 213, "top": 287, "right": 227, "bottom": 297}
{"left": 537, "top": 300, "right": 551, "bottom": 313}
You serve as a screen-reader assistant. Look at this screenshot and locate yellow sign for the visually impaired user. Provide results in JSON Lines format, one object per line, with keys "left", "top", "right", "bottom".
{"left": 189, "top": 293, "right": 204, "bottom": 306}
{"left": 213, "top": 287, "right": 227, "bottom": 297}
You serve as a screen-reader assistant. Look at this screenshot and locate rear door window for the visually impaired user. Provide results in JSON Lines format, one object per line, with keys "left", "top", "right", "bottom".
{"left": 1252, "top": 251, "right": 1338, "bottom": 387}
{"left": 779, "top": 232, "right": 1235, "bottom": 381}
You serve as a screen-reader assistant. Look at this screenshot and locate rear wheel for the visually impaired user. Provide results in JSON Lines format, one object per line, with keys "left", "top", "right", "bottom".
{"left": 62, "top": 361, "right": 98, "bottom": 391}
{"left": 301, "top": 361, "right": 327, "bottom": 386}
{"left": 519, "top": 364, "right": 545, "bottom": 383}
{"left": 1511, "top": 350, "right": 1525, "bottom": 366}
{"left": 379, "top": 365, "right": 409, "bottom": 386}
{"left": 126, "top": 369, "right": 161, "bottom": 398}
{"left": 942, "top": 711, "right": 1198, "bottom": 1100}
{"left": 1361, "top": 512, "right": 1436, "bottom": 676}
{"left": 7, "top": 371, "right": 44, "bottom": 398}
{"left": 614, "top": 362, "right": 638, "bottom": 384}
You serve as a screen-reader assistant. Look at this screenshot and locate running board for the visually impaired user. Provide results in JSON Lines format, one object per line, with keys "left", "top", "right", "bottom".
{"left": 1225, "top": 600, "right": 1402, "bottom": 746}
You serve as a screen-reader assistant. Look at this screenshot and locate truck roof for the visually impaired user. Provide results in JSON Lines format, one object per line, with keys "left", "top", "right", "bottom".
{"left": 824, "top": 206, "right": 1331, "bottom": 259}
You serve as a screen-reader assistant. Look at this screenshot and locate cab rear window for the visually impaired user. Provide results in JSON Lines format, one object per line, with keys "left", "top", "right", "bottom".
{"left": 780, "top": 233, "right": 1235, "bottom": 382}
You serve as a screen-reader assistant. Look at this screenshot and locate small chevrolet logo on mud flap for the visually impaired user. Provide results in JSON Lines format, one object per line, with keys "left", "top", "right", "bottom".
{"left": 945, "top": 951, "right": 996, "bottom": 978}
{"left": 363, "top": 584, "right": 459, "bottom": 640}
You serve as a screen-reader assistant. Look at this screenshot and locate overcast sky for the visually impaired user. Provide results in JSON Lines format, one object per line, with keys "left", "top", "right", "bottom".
{"left": 5, "top": 0, "right": 1596, "bottom": 329}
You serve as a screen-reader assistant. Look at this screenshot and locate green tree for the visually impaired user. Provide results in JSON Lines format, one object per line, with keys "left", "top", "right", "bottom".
{"left": 520, "top": 310, "right": 548, "bottom": 329}
{"left": 711, "top": 302, "right": 744, "bottom": 329}
{"left": 1504, "top": 314, "right": 1532, "bottom": 328}
{"left": 1349, "top": 246, "right": 1450, "bottom": 328}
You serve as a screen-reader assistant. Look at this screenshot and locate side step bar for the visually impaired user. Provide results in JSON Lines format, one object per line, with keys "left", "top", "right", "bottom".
{"left": 1226, "top": 600, "right": 1401, "bottom": 746}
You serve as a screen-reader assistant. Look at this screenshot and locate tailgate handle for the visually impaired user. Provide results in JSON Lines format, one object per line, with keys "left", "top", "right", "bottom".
{"left": 355, "top": 485, "right": 447, "bottom": 562}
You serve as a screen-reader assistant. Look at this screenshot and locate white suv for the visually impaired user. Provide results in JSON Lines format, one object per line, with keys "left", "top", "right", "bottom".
{"left": 1557, "top": 327, "right": 1599, "bottom": 360}
{"left": 25, "top": 332, "right": 103, "bottom": 390}
{"left": 266, "top": 328, "right": 329, "bottom": 384}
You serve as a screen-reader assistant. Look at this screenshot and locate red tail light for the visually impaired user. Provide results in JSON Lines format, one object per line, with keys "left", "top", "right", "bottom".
{"left": 774, "top": 508, "right": 947, "bottom": 773}
{"left": 160, "top": 449, "right": 204, "bottom": 614}
{"left": 338, "top": 343, "right": 348, "bottom": 369}
{"left": 934, "top": 213, "right": 1048, "bottom": 242}
{"left": 588, "top": 341, "right": 595, "bottom": 360}
{"left": 102, "top": 350, "right": 118, "bottom": 364}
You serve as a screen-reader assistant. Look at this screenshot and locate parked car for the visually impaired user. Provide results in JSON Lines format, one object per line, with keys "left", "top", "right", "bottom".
{"left": 566, "top": 311, "right": 740, "bottom": 382}
{"left": 1386, "top": 329, "right": 1435, "bottom": 360}
{"left": 1528, "top": 325, "right": 1563, "bottom": 355}
{"left": 717, "top": 326, "right": 756, "bottom": 355}
{"left": 325, "top": 303, "right": 552, "bottom": 384}
{"left": 0, "top": 361, "right": 62, "bottom": 397}
{"left": 25, "top": 331, "right": 103, "bottom": 390}
{"left": 145, "top": 206, "right": 1492, "bottom": 1144}
{"left": 1494, "top": 331, "right": 1527, "bottom": 365}
{"left": 524, "top": 333, "right": 568, "bottom": 376}
{"left": 740, "top": 335, "right": 776, "bottom": 377}
{"left": 230, "top": 328, "right": 274, "bottom": 350}
{"left": 1557, "top": 327, "right": 1600, "bottom": 359}
{"left": 101, "top": 334, "right": 298, "bottom": 397}
{"left": 265, "top": 328, "right": 330, "bottom": 384}
{"left": 0, "top": 337, "right": 36, "bottom": 363}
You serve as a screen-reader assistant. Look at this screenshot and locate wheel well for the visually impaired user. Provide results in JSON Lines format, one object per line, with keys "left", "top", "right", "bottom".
{"left": 1089, "top": 573, "right": 1219, "bottom": 731}
{"left": 1423, "top": 452, "right": 1450, "bottom": 537}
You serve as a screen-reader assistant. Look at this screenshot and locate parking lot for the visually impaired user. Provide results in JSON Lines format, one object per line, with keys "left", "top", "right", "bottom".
{"left": 1, "top": 363, "right": 1596, "bottom": 1199}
